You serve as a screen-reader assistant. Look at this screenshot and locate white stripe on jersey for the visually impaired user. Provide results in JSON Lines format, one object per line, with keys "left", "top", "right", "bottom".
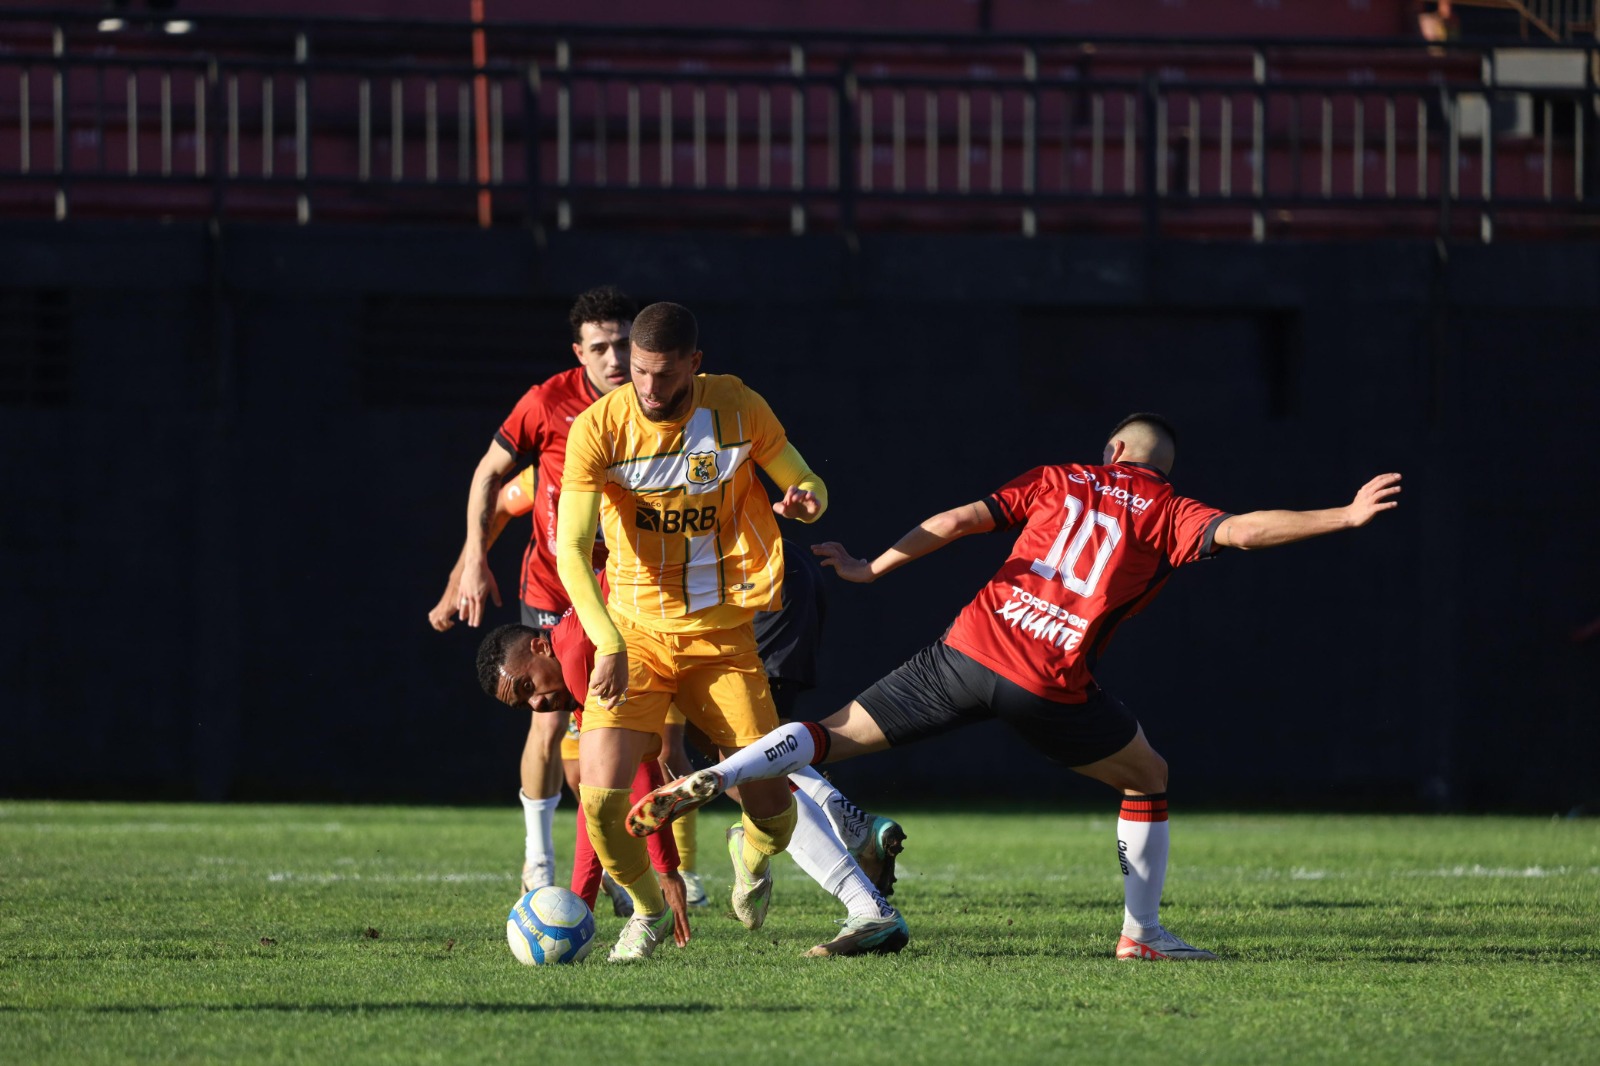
{"left": 685, "top": 531, "right": 721, "bottom": 613}
{"left": 606, "top": 408, "right": 751, "bottom": 496}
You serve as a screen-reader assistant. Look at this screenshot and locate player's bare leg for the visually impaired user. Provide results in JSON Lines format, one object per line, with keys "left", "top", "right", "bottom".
{"left": 1072, "top": 727, "right": 1216, "bottom": 962}
{"left": 518, "top": 710, "right": 569, "bottom": 891}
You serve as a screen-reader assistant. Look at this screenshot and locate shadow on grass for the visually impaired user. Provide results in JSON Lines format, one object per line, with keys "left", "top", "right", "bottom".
{"left": 0, "top": 1003, "right": 803, "bottom": 1015}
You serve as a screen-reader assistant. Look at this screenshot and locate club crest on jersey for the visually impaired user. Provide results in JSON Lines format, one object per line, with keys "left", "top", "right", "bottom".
{"left": 685, "top": 451, "right": 720, "bottom": 485}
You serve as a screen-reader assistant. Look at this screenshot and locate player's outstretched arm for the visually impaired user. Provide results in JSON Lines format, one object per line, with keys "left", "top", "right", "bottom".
{"left": 814, "top": 500, "right": 996, "bottom": 583}
{"left": 456, "top": 443, "right": 519, "bottom": 627}
{"left": 762, "top": 443, "right": 829, "bottom": 523}
{"left": 428, "top": 472, "right": 531, "bottom": 630}
{"left": 1214, "top": 472, "right": 1402, "bottom": 551}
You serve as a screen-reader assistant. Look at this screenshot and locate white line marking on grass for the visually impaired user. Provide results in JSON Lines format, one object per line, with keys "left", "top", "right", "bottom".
{"left": 1400, "top": 865, "right": 1599, "bottom": 879}
{"left": 266, "top": 871, "right": 510, "bottom": 884}
{"left": 9, "top": 822, "right": 348, "bottom": 833}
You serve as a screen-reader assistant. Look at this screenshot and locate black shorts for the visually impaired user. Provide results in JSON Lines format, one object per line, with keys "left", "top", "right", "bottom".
{"left": 855, "top": 642, "right": 1139, "bottom": 767}
{"left": 520, "top": 603, "right": 562, "bottom": 637}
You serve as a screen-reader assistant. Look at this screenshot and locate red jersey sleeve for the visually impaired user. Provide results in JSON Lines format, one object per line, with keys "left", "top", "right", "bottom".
{"left": 983, "top": 466, "right": 1049, "bottom": 529}
{"left": 1164, "top": 495, "right": 1231, "bottom": 567}
{"left": 494, "top": 385, "right": 546, "bottom": 459}
{"left": 549, "top": 607, "right": 593, "bottom": 726}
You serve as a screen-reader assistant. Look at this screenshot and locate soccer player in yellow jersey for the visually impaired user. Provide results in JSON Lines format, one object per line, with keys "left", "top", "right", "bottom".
{"left": 557, "top": 301, "right": 831, "bottom": 961}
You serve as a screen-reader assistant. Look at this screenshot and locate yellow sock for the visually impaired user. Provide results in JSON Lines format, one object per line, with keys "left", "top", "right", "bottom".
{"left": 671, "top": 808, "right": 698, "bottom": 873}
{"left": 740, "top": 799, "right": 797, "bottom": 878}
{"left": 579, "top": 784, "right": 666, "bottom": 915}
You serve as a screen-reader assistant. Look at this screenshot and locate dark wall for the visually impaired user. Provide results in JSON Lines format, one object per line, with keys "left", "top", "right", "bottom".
{"left": 2, "top": 222, "right": 1596, "bottom": 811}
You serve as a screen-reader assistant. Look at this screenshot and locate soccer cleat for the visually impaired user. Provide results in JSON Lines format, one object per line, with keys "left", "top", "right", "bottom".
{"left": 726, "top": 824, "right": 773, "bottom": 931}
{"left": 1115, "top": 927, "right": 1220, "bottom": 962}
{"left": 607, "top": 908, "right": 674, "bottom": 962}
{"left": 520, "top": 860, "right": 554, "bottom": 894}
{"left": 626, "top": 770, "right": 724, "bottom": 838}
{"left": 600, "top": 871, "right": 634, "bottom": 918}
{"left": 681, "top": 870, "right": 710, "bottom": 909}
{"left": 803, "top": 912, "right": 911, "bottom": 958}
{"left": 850, "top": 816, "right": 907, "bottom": 899}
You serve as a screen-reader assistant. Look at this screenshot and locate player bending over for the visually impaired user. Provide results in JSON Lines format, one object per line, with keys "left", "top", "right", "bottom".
{"left": 478, "top": 615, "right": 907, "bottom": 957}
{"left": 631, "top": 413, "right": 1402, "bottom": 962}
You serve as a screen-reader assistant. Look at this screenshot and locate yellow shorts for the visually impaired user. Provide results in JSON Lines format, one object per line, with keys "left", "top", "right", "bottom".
{"left": 580, "top": 616, "right": 778, "bottom": 750}
{"left": 559, "top": 715, "right": 581, "bottom": 763}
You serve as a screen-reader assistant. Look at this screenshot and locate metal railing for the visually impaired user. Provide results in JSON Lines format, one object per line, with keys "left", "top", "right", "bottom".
{"left": 2, "top": 11, "right": 1597, "bottom": 240}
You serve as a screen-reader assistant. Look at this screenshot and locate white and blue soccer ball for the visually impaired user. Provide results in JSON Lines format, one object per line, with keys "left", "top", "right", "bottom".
{"left": 506, "top": 886, "right": 596, "bottom": 966}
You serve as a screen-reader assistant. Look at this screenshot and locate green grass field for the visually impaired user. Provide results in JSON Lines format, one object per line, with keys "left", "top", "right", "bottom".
{"left": 2, "top": 801, "right": 1597, "bottom": 1065}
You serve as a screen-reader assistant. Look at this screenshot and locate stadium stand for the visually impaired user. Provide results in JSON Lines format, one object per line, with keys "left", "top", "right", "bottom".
{"left": 0, "top": 3, "right": 1594, "bottom": 237}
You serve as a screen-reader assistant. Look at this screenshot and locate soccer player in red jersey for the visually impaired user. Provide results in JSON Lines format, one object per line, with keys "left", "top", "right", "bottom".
{"left": 630, "top": 413, "right": 1403, "bottom": 961}
{"left": 476, "top": 615, "right": 693, "bottom": 948}
{"left": 429, "top": 285, "right": 636, "bottom": 893}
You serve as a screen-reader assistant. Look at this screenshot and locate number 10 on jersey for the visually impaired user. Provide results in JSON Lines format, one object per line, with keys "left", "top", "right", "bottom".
{"left": 1029, "top": 497, "right": 1122, "bottom": 597}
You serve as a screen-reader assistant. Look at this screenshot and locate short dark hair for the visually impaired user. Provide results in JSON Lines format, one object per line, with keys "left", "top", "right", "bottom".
{"left": 1106, "top": 411, "right": 1179, "bottom": 447}
{"left": 568, "top": 285, "right": 637, "bottom": 342}
{"left": 630, "top": 301, "right": 698, "bottom": 356}
{"left": 475, "top": 623, "right": 538, "bottom": 699}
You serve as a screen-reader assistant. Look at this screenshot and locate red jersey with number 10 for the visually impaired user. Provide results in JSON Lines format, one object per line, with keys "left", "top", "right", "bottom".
{"left": 942, "top": 461, "right": 1230, "bottom": 704}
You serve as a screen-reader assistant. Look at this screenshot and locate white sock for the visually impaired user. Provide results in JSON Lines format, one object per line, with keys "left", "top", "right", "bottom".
{"left": 786, "top": 789, "right": 894, "bottom": 920}
{"left": 520, "top": 789, "right": 561, "bottom": 875}
{"left": 788, "top": 765, "right": 872, "bottom": 853}
{"left": 1117, "top": 793, "right": 1169, "bottom": 939}
{"left": 713, "top": 722, "right": 822, "bottom": 789}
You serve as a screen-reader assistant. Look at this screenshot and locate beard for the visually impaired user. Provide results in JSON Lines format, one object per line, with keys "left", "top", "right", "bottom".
{"left": 639, "top": 382, "right": 694, "bottom": 422}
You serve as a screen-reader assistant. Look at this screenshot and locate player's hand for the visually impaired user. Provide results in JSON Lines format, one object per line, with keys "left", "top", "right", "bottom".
{"left": 589, "top": 648, "right": 630, "bottom": 708}
{"left": 1344, "top": 472, "right": 1402, "bottom": 528}
{"left": 427, "top": 581, "right": 460, "bottom": 631}
{"left": 773, "top": 486, "right": 821, "bottom": 521}
{"left": 812, "top": 541, "right": 877, "bottom": 583}
{"left": 660, "top": 871, "right": 692, "bottom": 947}
{"left": 456, "top": 560, "right": 502, "bottom": 628}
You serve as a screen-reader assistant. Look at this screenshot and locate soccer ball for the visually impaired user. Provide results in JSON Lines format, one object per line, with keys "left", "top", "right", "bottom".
{"left": 506, "top": 886, "right": 596, "bottom": 965}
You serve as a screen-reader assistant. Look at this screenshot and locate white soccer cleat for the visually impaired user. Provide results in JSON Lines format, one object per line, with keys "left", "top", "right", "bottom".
{"left": 681, "top": 870, "right": 709, "bottom": 909}
{"left": 804, "top": 912, "right": 910, "bottom": 958}
{"left": 520, "top": 860, "right": 554, "bottom": 894}
{"left": 626, "top": 770, "right": 725, "bottom": 837}
{"left": 1115, "top": 927, "right": 1220, "bottom": 962}
{"left": 726, "top": 824, "right": 773, "bottom": 931}
{"left": 607, "top": 908, "right": 674, "bottom": 962}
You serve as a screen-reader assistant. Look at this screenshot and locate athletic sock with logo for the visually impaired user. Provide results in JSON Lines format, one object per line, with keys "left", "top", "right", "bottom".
{"left": 520, "top": 789, "right": 561, "bottom": 884}
{"left": 1117, "top": 792, "right": 1169, "bottom": 940}
{"left": 786, "top": 788, "right": 894, "bottom": 919}
{"left": 712, "top": 721, "right": 829, "bottom": 789}
{"left": 787, "top": 765, "right": 872, "bottom": 853}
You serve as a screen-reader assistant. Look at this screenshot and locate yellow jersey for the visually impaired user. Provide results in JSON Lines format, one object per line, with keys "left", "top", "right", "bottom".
{"left": 562, "top": 374, "right": 789, "bottom": 632}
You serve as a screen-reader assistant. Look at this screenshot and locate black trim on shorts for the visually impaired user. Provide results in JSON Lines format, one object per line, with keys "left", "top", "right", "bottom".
{"left": 519, "top": 602, "right": 563, "bottom": 635}
{"left": 855, "top": 642, "right": 1139, "bottom": 767}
